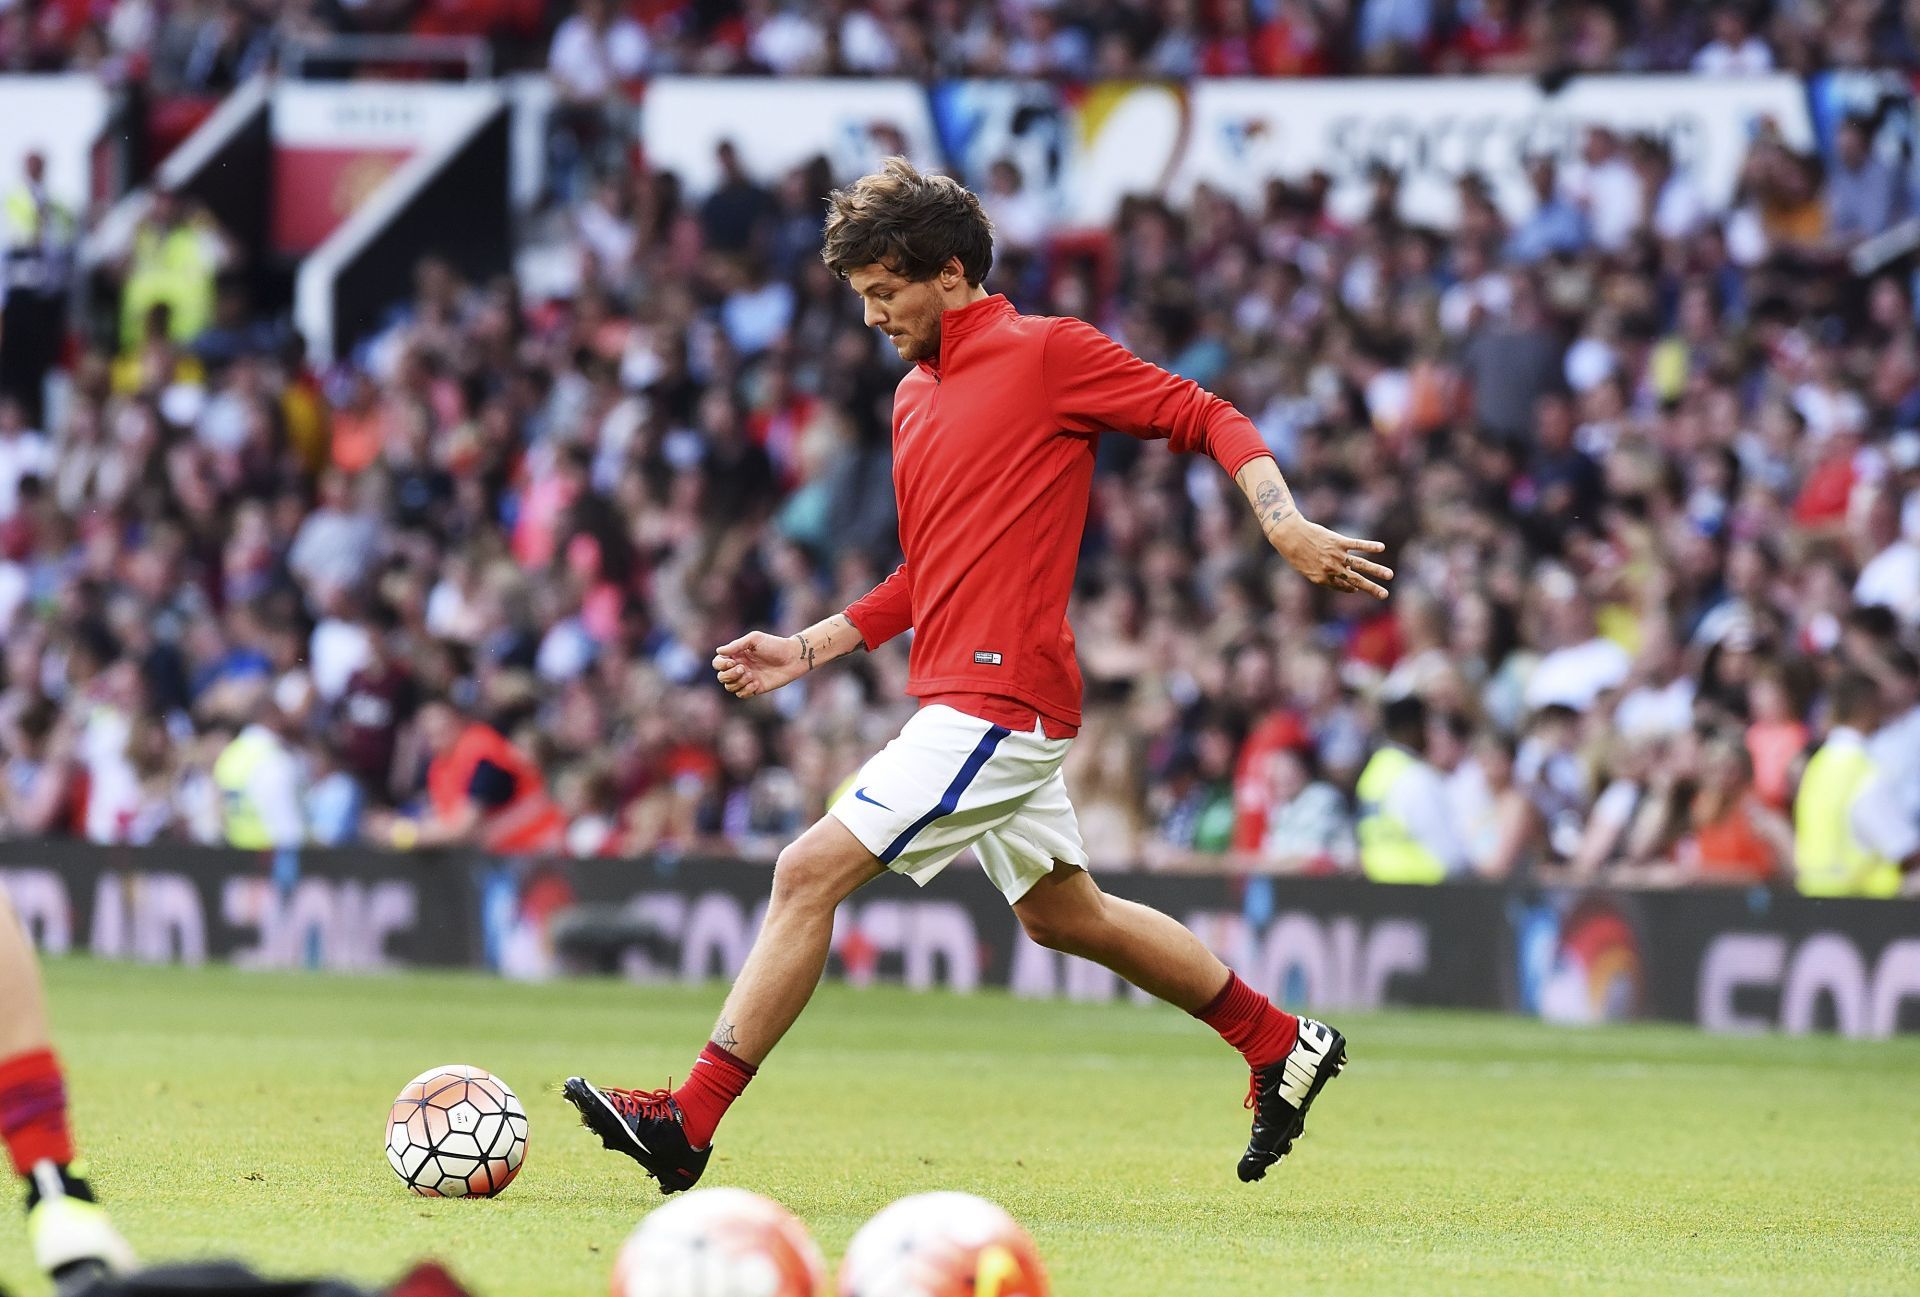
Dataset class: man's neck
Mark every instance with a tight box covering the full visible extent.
[936,283,991,314]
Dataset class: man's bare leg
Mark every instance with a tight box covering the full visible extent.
[0,893,53,1061]
[0,891,132,1279]
[1011,862,1347,1182]
[562,814,882,1187]
[709,816,885,1065]
[1011,863,1228,1010]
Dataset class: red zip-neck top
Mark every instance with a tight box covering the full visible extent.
[844,295,1270,737]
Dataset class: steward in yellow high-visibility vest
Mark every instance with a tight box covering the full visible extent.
[3,181,75,259]
[1,151,74,426]
[1356,695,1462,884]
[213,717,307,851]
[1794,674,1899,897]
[118,189,222,351]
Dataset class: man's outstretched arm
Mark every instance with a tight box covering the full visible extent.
[713,612,864,699]
[1233,455,1394,600]
[1043,318,1393,599]
[715,562,913,699]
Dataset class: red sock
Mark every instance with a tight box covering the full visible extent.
[0,1048,75,1176]
[1192,973,1299,1071]
[671,1042,755,1149]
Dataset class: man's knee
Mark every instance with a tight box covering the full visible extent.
[1015,884,1107,954]
[769,827,876,914]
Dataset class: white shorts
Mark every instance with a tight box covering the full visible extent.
[828,704,1089,905]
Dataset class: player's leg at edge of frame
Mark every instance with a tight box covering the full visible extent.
[0,888,135,1287]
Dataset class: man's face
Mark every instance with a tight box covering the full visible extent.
[848,262,951,364]
[1839,124,1868,169]
[420,702,460,751]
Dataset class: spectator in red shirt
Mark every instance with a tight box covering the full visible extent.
[1675,737,1790,884]
[375,696,564,855]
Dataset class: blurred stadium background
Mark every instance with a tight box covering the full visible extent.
[0,1,1915,1041]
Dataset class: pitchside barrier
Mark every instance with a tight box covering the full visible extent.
[1,841,1915,1039]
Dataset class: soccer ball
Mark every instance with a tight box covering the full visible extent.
[838,1192,1048,1297]
[611,1187,827,1297]
[385,1064,528,1198]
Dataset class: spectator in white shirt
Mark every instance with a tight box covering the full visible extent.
[1613,619,1697,739]
[744,0,827,75]
[1855,650,1920,878]
[1631,135,1707,243]
[83,712,177,846]
[1523,578,1632,713]
[1853,486,1920,628]
[1691,5,1773,75]
[981,158,1048,255]
[1257,745,1355,874]
[288,469,382,602]
[0,396,50,522]
[839,0,902,72]
[549,0,649,102]
[1562,127,1645,253]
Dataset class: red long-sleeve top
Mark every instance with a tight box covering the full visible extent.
[844,295,1270,737]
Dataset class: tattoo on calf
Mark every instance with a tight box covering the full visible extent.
[714,1019,740,1052]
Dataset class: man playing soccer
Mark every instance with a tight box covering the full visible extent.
[565,158,1394,1192]
[0,890,133,1290]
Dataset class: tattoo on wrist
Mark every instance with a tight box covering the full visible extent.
[714,1019,740,1052]
[795,632,817,672]
[1253,481,1296,533]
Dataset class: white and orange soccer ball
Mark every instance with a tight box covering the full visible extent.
[838,1192,1049,1297]
[611,1187,827,1297]
[384,1064,528,1198]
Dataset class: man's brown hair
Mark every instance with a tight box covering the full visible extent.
[820,156,994,286]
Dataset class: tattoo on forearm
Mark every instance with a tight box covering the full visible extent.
[714,1018,740,1052]
[795,632,817,672]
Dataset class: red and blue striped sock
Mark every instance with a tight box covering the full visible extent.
[0,1048,74,1177]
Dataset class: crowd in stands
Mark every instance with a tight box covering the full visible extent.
[0,10,1917,894]
[8,2,1920,86]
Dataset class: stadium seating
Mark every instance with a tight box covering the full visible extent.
[0,2,1913,897]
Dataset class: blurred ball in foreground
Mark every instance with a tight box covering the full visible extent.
[612,1186,828,1297]
[838,1191,1048,1297]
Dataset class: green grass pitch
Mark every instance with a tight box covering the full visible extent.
[2,959,1916,1295]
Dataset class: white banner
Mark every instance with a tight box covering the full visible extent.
[0,75,110,212]
[273,81,497,150]
[639,77,940,197]
[1174,74,1814,228]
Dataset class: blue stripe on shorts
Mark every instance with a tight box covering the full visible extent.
[877,723,1012,864]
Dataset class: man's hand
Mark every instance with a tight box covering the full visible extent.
[1234,455,1393,600]
[715,613,863,698]
[713,631,811,698]
[1269,515,1395,600]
